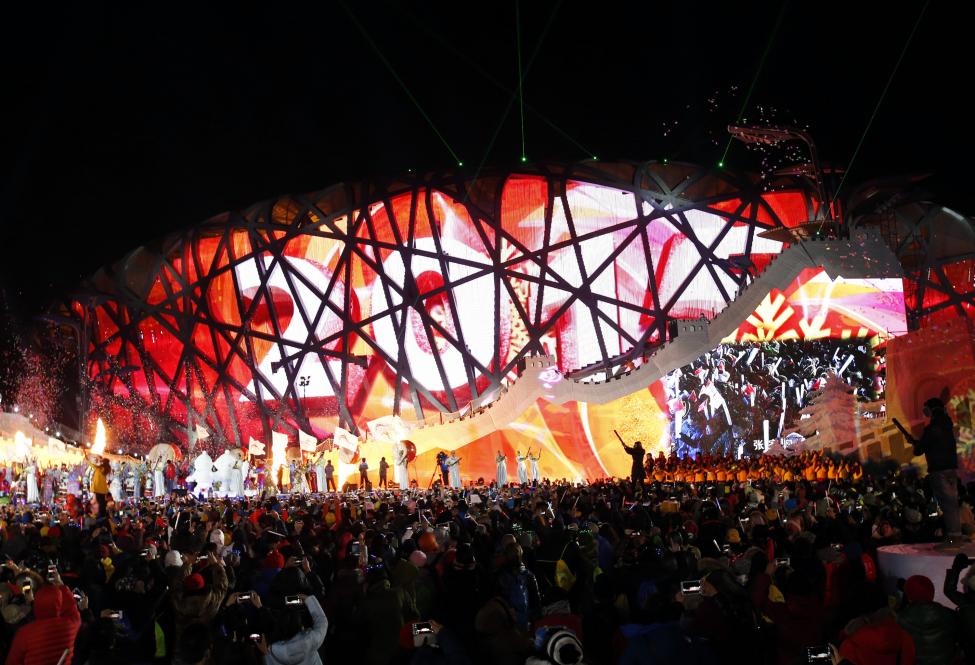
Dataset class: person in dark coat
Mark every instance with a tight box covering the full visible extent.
[620,440,646,484]
[896,398,961,542]
[896,575,959,665]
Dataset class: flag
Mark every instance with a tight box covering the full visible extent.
[366,415,412,442]
[247,437,266,456]
[47,437,66,452]
[298,430,317,453]
[334,426,359,452]
[195,424,210,440]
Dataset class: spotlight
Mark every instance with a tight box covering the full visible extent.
[13,405,19,413]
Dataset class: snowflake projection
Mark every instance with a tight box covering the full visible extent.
[59,162,830,449]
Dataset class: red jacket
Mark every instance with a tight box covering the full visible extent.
[840,614,916,665]
[6,585,81,665]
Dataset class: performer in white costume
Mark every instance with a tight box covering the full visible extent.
[153,460,166,497]
[447,452,461,489]
[109,462,122,501]
[189,451,214,495]
[528,448,541,482]
[131,462,145,499]
[212,451,234,497]
[314,453,326,493]
[229,456,244,497]
[393,441,409,489]
[26,460,40,504]
[495,451,508,486]
[516,450,529,484]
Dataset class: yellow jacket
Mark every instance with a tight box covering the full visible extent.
[89,461,109,494]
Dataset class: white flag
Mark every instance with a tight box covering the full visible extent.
[247,437,266,456]
[367,415,412,441]
[195,424,210,440]
[333,426,359,452]
[298,430,317,453]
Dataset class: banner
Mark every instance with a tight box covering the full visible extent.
[334,426,359,452]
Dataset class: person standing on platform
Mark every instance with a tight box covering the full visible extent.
[496,450,508,487]
[379,456,389,489]
[87,456,110,518]
[516,450,529,485]
[324,459,336,492]
[527,448,541,482]
[447,452,462,489]
[895,397,962,544]
[109,461,122,502]
[393,441,409,489]
[314,453,326,493]
[153,459,166,497]
[620,439,647,485]
[436,451,450,487]
[164,459,177,494]
[359,457,369,489]
[25,458,39,504]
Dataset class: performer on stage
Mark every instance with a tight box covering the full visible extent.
[516,450,529,485]
[447,452,461,489]
[495,450,508,486]
[324,459,336,492]
[358,457,369,489]
[164,459,177,494]
[527,448,541,482]
[26,458,39,504]
[41,465,57,505]
[436,451,449,487]
[620,439,647,484]
[314,454,326,493]
[379,457,389,489]
[88,456,110,517]
[393,441,409,489]
[109,461,122,502]
[152,459,166,497]
[229,456,245,496]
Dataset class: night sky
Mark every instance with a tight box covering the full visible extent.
[1,1,970,320]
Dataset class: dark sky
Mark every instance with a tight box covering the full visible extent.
[1,1,970,319]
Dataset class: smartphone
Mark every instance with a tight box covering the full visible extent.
[294,557,304,565]
[237,593,252,602]
[348,542,361,556]
[412,621,433,635]
[806,645,832,663]
[108,611,122,620]
[284,595,301,606]
[776,557,791,567]
[681,580,702,594]
[140,549,149,558]
[248,633,261,642]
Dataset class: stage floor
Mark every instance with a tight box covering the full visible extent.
[876,541,975,605]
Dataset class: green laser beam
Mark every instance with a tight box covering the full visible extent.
[516,0,527,160]
[831,0,930,206]
[464,0,564,201]
[339,2,462,165]
[719,0,789,166]
[392,3,595,159]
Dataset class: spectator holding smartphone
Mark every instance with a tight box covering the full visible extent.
[260,594,328,665]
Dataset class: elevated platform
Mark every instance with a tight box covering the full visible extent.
[405,230,904,454]
[877,541,975,605]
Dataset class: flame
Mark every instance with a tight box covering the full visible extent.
[91,418,107,455]
[14,431,31,458]
[271,434,288,482]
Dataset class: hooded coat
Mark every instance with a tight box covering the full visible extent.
[5,585,82,665]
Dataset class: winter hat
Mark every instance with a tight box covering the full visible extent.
[263,550,285,569]
[408,550,428,568]
[541,628,584,665]
[164,550,183,568]
[182,573,206,594]
[903,575,935,604]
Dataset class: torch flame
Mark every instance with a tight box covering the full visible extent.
[91,418,107,455]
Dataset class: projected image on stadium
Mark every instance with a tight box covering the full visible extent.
[72,162,907,483]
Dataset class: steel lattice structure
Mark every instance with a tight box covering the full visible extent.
[67,161,832,448]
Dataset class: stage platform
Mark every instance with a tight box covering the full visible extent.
[876,541,975,605]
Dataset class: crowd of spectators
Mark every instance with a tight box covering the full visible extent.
[1,450,974,665]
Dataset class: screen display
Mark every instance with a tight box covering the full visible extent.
[79,171,905,482]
